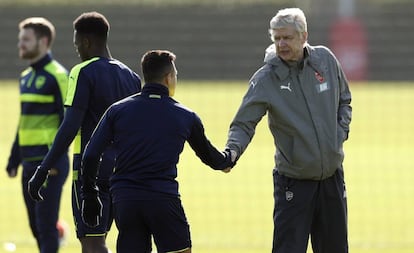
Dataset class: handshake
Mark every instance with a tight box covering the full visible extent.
[221,148,238,173]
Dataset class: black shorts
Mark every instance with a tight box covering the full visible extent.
[113,198,191,253]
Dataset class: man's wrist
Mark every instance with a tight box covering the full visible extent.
[225,148,238,163]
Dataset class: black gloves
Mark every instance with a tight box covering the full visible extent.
[81,184,103,228]
[27,166,49,201]
[6,166,18,178]
[6,140,21,177]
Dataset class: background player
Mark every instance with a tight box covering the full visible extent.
[5,17,69,253]
[80,50,235,253]
[28,12,141,253]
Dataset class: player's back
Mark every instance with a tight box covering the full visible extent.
[107,84,198,200]
[66,57,141,179]
[66,57,141,142]
[85,58,140,128]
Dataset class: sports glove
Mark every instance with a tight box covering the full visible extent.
[28,166,49,201]
[6,167,18,178]
[6,142,21,178]
[81,185,103,228]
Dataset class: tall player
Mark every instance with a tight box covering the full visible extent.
[28,12,141,253]
[6,17,69,253]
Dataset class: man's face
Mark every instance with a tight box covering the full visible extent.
[271,25,307,62]
[18,28,41,60]
[168,62,178,97]
[73,30,88,61]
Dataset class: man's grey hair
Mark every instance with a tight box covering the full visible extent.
[269,8,307,40]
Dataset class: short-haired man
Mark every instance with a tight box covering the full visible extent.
[225,8,352,253]
[80,50,235,253]
[28,12,142,253]
[6,17,69,253]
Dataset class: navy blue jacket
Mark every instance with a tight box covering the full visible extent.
[40,57,141,181]
[82,83,231,202]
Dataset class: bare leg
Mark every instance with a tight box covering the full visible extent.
[79,236,109,253]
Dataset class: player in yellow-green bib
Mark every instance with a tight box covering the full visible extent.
[6,17,69,253]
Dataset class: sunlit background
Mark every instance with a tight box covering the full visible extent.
[0,0,413,252]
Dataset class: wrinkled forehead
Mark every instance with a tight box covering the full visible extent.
[269,25,298,37]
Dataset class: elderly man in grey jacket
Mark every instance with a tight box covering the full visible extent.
[225,7,352,253]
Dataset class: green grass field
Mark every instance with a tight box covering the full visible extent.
[0,80,413,253]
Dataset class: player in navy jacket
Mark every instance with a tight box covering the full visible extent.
[80,50,235,253]
[28,12,141,253]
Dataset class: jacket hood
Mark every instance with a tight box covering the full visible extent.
[263,44,290,80]
[263,43,328,80]
[264,44,277,64]
[263,43,315,65]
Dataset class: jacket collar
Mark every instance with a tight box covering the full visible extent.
[141,83,170,97]
[264,44,327,80]
[30,53,52,70]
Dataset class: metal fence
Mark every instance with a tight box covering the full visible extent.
[0,2,413,81]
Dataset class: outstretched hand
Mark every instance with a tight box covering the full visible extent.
[27,167,49,201]
[222,149,238,173]
[222,167,232,173]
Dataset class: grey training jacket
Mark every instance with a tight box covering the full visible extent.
[226,43,352,180]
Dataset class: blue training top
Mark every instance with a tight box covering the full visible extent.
[82,83,232,202]
[40,57,141,181]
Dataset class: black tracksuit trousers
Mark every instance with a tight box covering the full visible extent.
[272,169,348,253]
